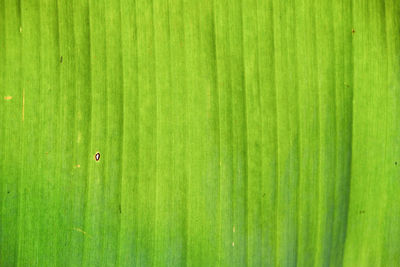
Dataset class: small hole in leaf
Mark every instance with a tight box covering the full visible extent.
[95,152,100,161]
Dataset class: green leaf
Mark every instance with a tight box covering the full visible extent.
[1,0,399,266]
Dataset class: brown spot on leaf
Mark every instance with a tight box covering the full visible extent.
[73,228,91,238]
[22,89,25,121]
[4,96,12,100]
[77,132,82,143]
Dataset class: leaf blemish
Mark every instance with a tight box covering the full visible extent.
[22,89,25,121]
[95,152,100,161]
[73,227,89,236]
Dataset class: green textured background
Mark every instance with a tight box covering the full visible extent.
[1,0,400,266]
